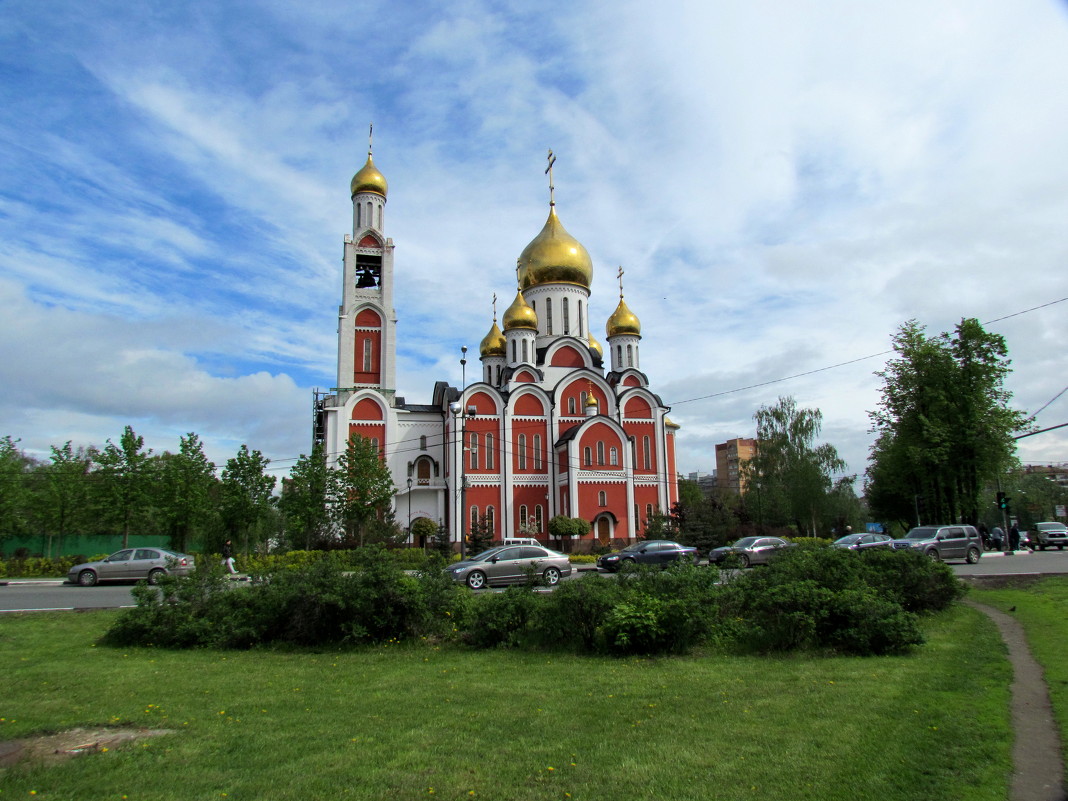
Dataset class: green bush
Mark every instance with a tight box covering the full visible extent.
[459,587,539,649]
[530,574,622,651]
[856,547,965,613]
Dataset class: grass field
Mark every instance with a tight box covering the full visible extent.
[970,575,1068,765]
[1,605,1011,801]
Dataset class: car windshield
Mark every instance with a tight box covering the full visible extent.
[469,548,506,562]
[732,537,759,548]
[619,543,644,553]
[834,535,862,545]
[1037,523,1066,532]
[902,528,938,540]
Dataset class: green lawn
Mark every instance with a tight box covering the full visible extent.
[970,575,1068,765]
[1,605,1010,801]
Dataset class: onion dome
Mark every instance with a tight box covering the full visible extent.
[665,417,680,430]
[517,207,593,290]
[585,392,598,408]
[606,297,641,338]
[587,330,603,358]
[350,154,388,198]
[502,290,538,331]
[479,321,506,358]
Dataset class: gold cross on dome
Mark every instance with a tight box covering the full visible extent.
[492,292,497,322]
[368,122,374,157]
[617,266,625,298]
[545,149,557,206]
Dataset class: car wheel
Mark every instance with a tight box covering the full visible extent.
[543,567,561,586]
[77,570,98,587]
[739,554,750,568]
[926,549,940,562]
[966,548,980,564]
[466,570,487,590]
[147,568,165,585]
[621,557,636,568]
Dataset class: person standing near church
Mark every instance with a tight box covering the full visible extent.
[222,539,237,574]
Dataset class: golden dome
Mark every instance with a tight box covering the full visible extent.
[587,330,603,358]
[585,392,598,407]
[502,290,538,331]
[665,417,680,429]
[479,321,506,358]
[606,297,641,338]
[517,207,593,290]
[350,154,388,197]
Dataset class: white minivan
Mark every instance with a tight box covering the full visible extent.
[502,538,541,547]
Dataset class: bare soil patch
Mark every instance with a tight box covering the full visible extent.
[0,727,174,767]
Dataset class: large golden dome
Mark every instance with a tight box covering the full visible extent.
[479,321,506,358]
[606,297,641,338]
[517,207,593,290]
[587,330,603,358]
[350,154,388,197]
[502,290,538,331]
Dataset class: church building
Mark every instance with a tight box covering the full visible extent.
[317,142,679,550]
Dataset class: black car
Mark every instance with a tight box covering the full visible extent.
[831,532,894,551]
[596,540,699,571]
[707,536,794,567]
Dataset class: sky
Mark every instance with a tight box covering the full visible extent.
[1,0,1067,484]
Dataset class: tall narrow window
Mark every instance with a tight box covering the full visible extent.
[568,397,576,415]
[583,446,592,467]
[518,434,527,470]
[598,491,607,507]
[597,442,605,465]
[610,446,618,466]
[366,202,372,225]
[511,340,517,362]
[546,299,553,335]
[469,432,478,470]
[581,390,587,408]
[643,436,651,469]
[470,506,479,530]
[535,505,543,533]
[522,339,528,363]
[486,506,495,535]
[533,435,543,469]
[377,204,382,229]
[646,503,654,521]
[563,297,570,334]
[370,437,380,455]
[635,504,640,530]
[616,345,623,364]
[355,204,361,227]
[363,339,372,371]
[486,433,495,470]
[627,345,634,367]
[520,505,528,528]
[578,300,584,336]
[420,435,427,451]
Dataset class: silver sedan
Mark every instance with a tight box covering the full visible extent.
[67,548,196,586]
[447,545,572,589]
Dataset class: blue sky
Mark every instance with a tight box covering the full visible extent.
[2,0,1067,481]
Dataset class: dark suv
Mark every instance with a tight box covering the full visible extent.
[892,525,983,563]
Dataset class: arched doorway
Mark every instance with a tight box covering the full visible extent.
[596,516,612,546]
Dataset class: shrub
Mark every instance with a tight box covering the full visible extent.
[530,574,622,651]
[459,587,539,649]
[856,548,965,613]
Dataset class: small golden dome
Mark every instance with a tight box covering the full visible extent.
[606,297,641,338]
[350,154,388,197]
[587,330,603,358]
[479,321,506,358]
[502,290,538,331]
[665,417,680,429]
[585,392,598,407]
[517,207,593,290]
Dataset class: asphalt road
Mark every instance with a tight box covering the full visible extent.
[3,549,1068,612]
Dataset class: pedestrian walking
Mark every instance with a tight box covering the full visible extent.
[991,525,1005,551]
[222,539,237,574]
[979,522,990,551]
[1009,524,1021,552]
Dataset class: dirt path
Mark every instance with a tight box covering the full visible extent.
[965,600,1065,801]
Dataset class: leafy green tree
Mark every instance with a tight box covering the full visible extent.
[279,442,330,550]
[328,434,394,547]
[867,319,1028,528]
[744,396,846,537]
[673,483,744,552]
[93,426,153,548]
[156,433,217,553]
[547,515,590,548]
[220,444,277,555]
[0,436,35,546]
[468,512,495,555]
[37,442,92,556]
[410,516,438,549]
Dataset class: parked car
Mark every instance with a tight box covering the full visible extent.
[447,545,571,589]
[595,540,699,571]
[891,525,983,563]
[831,532,894,551]
[1029,522,1068,550]
[67,548,196,586]
[707,536,793,568]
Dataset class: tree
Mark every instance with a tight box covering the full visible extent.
[0,436,35,547]
[220,444,277,555]
[744,396,846,537]
[94,426,153,548]
[37,442,92,556]
[279,442,330,550]
[410,516,438,549]
[156,433,217,553]
[327,434,395,547]
[468,513,495,555]
[672,482,743,553]
[547,515,590,548]
[867,319,1028,528]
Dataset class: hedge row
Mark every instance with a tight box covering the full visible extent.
[103,545,964,657]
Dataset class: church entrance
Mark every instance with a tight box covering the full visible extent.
[596,516,611,546]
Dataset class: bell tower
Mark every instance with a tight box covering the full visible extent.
[337,125,397,394]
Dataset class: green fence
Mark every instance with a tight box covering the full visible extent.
[0,534,170,559]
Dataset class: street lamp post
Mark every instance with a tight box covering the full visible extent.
[407,476,413,546]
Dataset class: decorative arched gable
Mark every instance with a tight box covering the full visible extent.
[549,344,587,368]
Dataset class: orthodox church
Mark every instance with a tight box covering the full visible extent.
[317,141,679,550]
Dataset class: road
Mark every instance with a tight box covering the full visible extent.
[3,549,1067,612]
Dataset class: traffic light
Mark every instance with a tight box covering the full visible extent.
[996,492,1010,511]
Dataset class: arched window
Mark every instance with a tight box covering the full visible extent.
[533,435,543,469]
[518,434,527,470]
[598,491,607,507]
[568,397,576,415]
[610,446,618,466]
[580,390,587,408]
[370,437,380,455]
[563,297,570,334]
[583,446,592,466]
[627,344,634,367]
[520,505,529,527]
[511,340,517,362]
[486,506,495,535]
[546,299,553,335]
[377,204,382,229]
[597,442,605,465]
[363,339,373,371]
[635,504,640,530]
[486,433,495,470]
[420,435,427,451]
[646,503,654,521]
[522,339,528,363]
[469,432,478,470]
[355,204,361,227]
[366,201,372,225]
[495,366,501,384]
[535,505,543,533]
[470,506,479,530]
[578,300,584,336]
[616,345,622,364]
[643,436,651,469]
